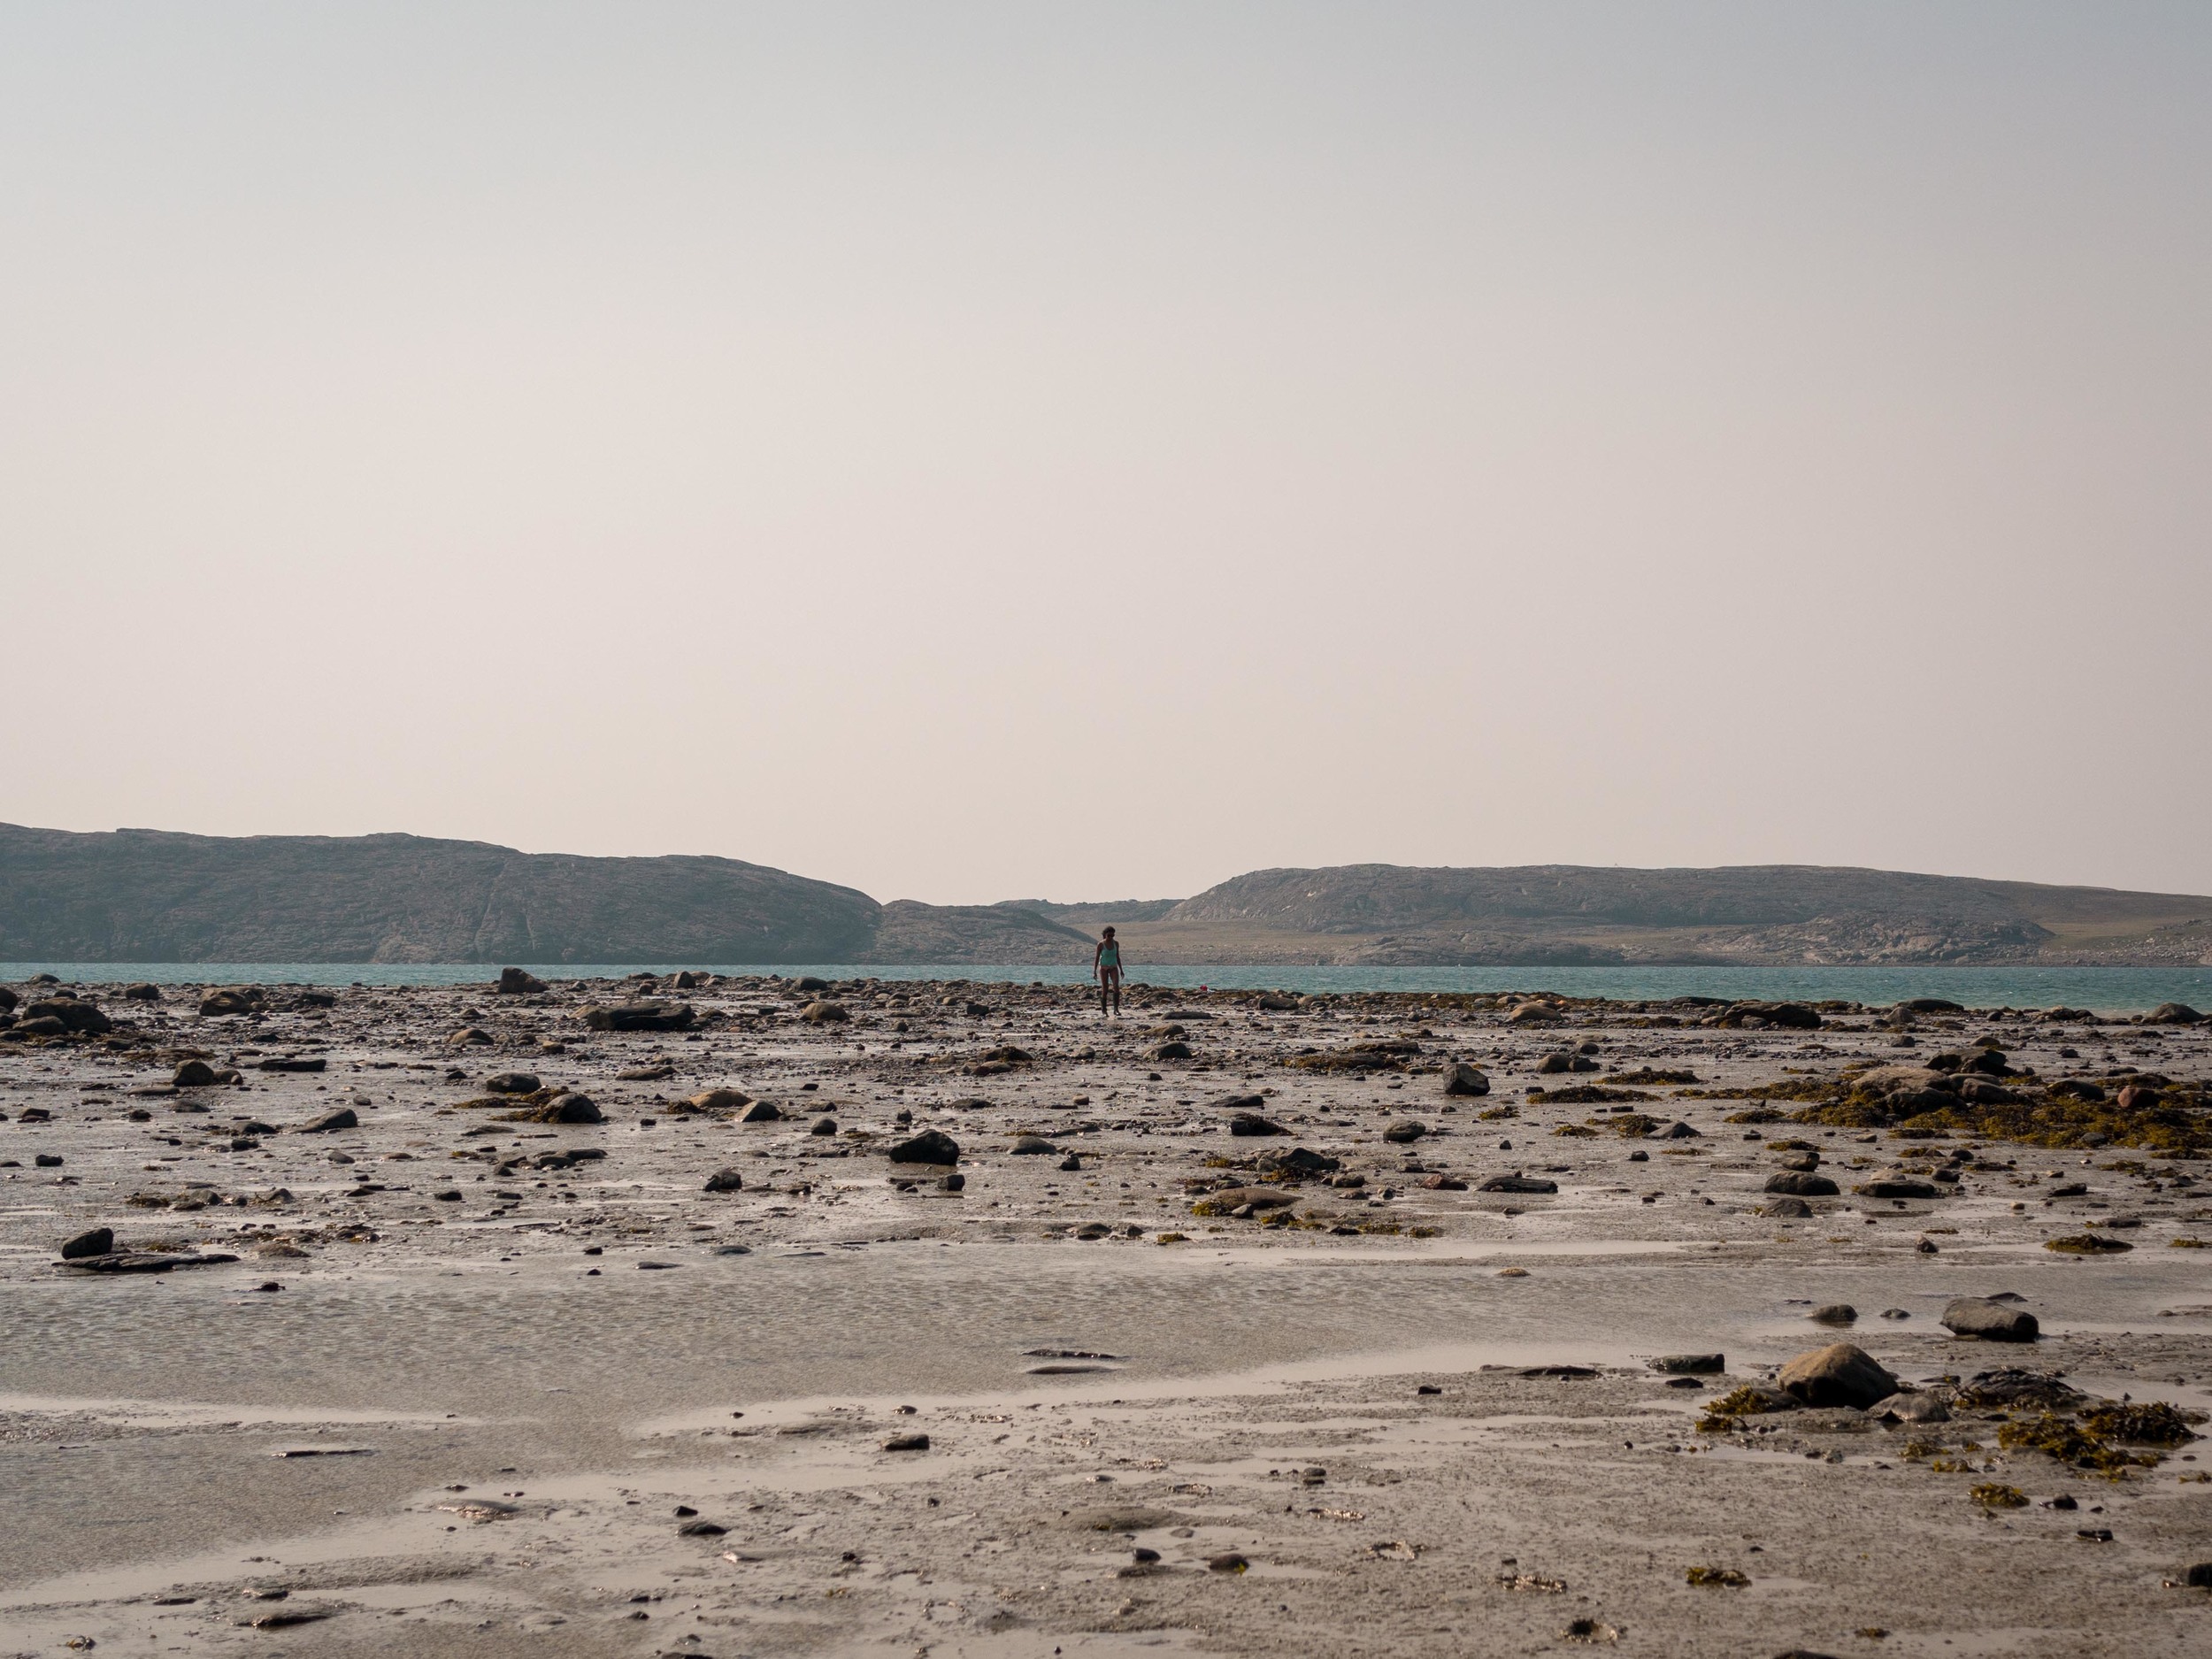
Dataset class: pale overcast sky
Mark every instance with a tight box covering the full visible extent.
[4,4,2208,902]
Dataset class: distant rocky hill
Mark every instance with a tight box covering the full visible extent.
[1099,863,2212,967]
[4,828,2204,966]
[0,825,1090,965]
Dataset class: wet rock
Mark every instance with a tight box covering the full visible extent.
[703,1170,745,1193]
[27,997,111,1034]
[199,988,260,1017]
[1941,1297,2039,1342]
[800,1001,849,1024]
[2147,1002,2203,1025]
[1382,1120,1428,1144]
[60,1226,114,1259]
[1260,1146,1341,1176]
[1660,1120,1701,1139]
[1228,1112,1289,1136]
[255,1056,326,1073]
[809,1116,838,1136]
[1763,1197,1815,1218]
[1649,1354,1725,1374]
[888,1129,961,1165]
[685,1087,753,1111]
[1536,1053,1574,1075]
[1809,1304,1857,1325]
[525,1093,603,1125]
[1150,1041,1193,1061]
[122,982,162,1001]
[297,1108,359,1133]
[173,1059,219,1087]
[581,1002,694,1033]
[941,1172,966,1193]
[740,1101,783,1123]
[59,1250,241,1273]
[1442,1062,1490,1096]
[496,967,548,994]
[1479,1174,1558,1194]
[1010,1134,1056,1155]
[1207,1553,1250,1572]
[677,1519,726,1535]
[1870,1393,1950,1424]
[882,1432,930,1451]
[1778,1342,1898,1409]
[620,1062,677,1081]
[1763,1171,1839,1197]
[1059,1153,1085,1171]
[447,1026,494,1047]
[1856,1179,1940,1200]
[484,1072,541,1094]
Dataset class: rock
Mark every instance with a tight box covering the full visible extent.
[1207,1553,1250,1572]
[1509,1002,1562,1024]
[13,1015,65,1037]
[808,1116,838,1137]
[1150,1041,1193,1061]
[2147,1002,2203,1025]
[60,1226,115,1259]
[620,1063,677,1081]
[1206,1187,1295,1211]
[2185,1562,2212,1589]
[27,997,111,1035]
[122,982,162,1001]
[1259,1146,1340,1176]
[1479,1174,1558,1194]
[1382,1120,1428,1144]
[793,975,829,992]
[35,1152,63,1166]
[888,1129,961,1165]
[941,1172,966,1193]
[685,1087,753,1111]
[1227,1111,1288,1137]
[1869,1393,1950,1424]
[297,1108,359,1133]
[1660,1121,1701,1139]
[496,967,548,994]
[1763,1196,1815,1218]
[255,1056,326,1073]
[703,1170,745,1193]
[173,1059,219,1088]
[739,1101,783,1123]
[669,971,706,990]
[1763,1171,1839,1197]
[1856,1179,1940,1200]
[58,1250,241,1274]
[446,1026,494,1047]
[1941,1297,2039,1342]
[484,1072,541,1094]
[534,1093,603,1125]
[198,988,260,1017]
[1778,1342,1898,1409]
[580,1002,694,1033]
[1649,1354,1725,1374]
[800,1001,849,1024]
[1419,1173,1468,1190]
[677,1519,726,1535]
[1535,1053,1573,1075]
[1441,1063,1490,1096]
[0,987,15,1013]
[1809,1304,1857,1325]
[1010,1134,1056,1156]
[881,1432,930,1452]
[1058,1153,1084,1171]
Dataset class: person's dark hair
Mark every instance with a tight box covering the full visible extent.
[1102,926,1116,937]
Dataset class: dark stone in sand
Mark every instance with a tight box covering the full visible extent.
[256,1056,326,1072]
[540,1093,603,1124]
[1660,1121,1701,1139]
[810,1116,838,1137]
[677,1519,726,1535]
[1522,1364,1599,1379]
[1260,1146,1340,1175]
[1059,1154,1084,1171]
[1535,1053,1573,1075]
[2185,1562,2212,1588]
[1858,1179,1940,1200]
[582,1002,694,1033]
[1150,1041,1193,1061]
[1941,1297,2039,1341]
[497,967,548,994]
[1209,1094,1267,1111]
[2147,1002,2202,1025]
[1649,1354,1725,1374]
[0,987,17,1013]
[13,1015,67,1037]
[1809,1303,1857,1325]
[888,1129,961,1165]
[298,1108,359,1133]
[1778,1342,1897,1409]
[484,1072,541,1094]
[1229,1112,1288,1136]
[740,1101,783,1123]
[1479,1175,1557,1194]
[1764,1171,1839,1196]
[61,1226,114,1259]
[35,1152,63,1166]
[1381,1120,1428,1144]
[1442,1063,1490,1096]
[1764,1197,1815,1217]
[199,988,258,1017]
[800,1001,849,1024]
[122,982,162,1001]
[882,1432,930,1452]
[1419,1174,1468,1190]
[28,997,111,1035]
[1208,1553,1250,1572]
[447,1026,493,1047]
[941,1172,965,1192]
[703,1169,745,1193]
[1011,1134,1056,1155]
[60,1250,240,1273]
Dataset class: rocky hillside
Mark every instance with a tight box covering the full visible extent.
[1109,863,2212,966]
[0,825,1087,965]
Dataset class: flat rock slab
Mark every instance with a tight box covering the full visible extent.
[57,1251,241,1273]
[1941,1297,2040,1341]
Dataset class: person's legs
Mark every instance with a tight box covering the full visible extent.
[1105,968,1122,1016]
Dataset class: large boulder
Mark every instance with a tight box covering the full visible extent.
[1763,1171,1839,1197]
[496,967,548,994]
[1941,1297,2039,1342]
[1228,1112,1289,1137]
[800,1001,849,1024]
[1856,1179,1940,1200]
[122,982,163,1002]
[739,1101,783,1123]
[703,1169,745,1193]
[484,1071,541,1094]
[887,1129,961,1166]
[581,1002,695,1033]
[2147,1002,2203,1025]
[0,987,15,1013]
[173,1059,219,1088]
[1441,1062,1490,1097]
[27,997,111,1035]
[198,987,261,1017]
[60,1226,115,1260]
[1778,1342,1898,1409]
[685,1087,753,1112]
[297,1107,360,1133]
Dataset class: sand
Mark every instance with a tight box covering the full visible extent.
[2,975,2209,1656]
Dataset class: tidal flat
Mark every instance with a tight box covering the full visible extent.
[3,974,2210,1657]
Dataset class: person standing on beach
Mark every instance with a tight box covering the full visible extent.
[1094,926,1124,1017]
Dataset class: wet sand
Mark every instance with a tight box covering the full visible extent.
[3,975,2209,1656]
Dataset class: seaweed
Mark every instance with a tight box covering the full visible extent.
[1970,1483,2029,1509]
[1996,1413,2162,1475]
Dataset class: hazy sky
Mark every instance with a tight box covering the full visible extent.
[4,4,2208,903]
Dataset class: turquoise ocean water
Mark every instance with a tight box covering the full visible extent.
[4,962,2207,1015]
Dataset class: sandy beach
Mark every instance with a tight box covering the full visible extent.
[4,973,2210,1657]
